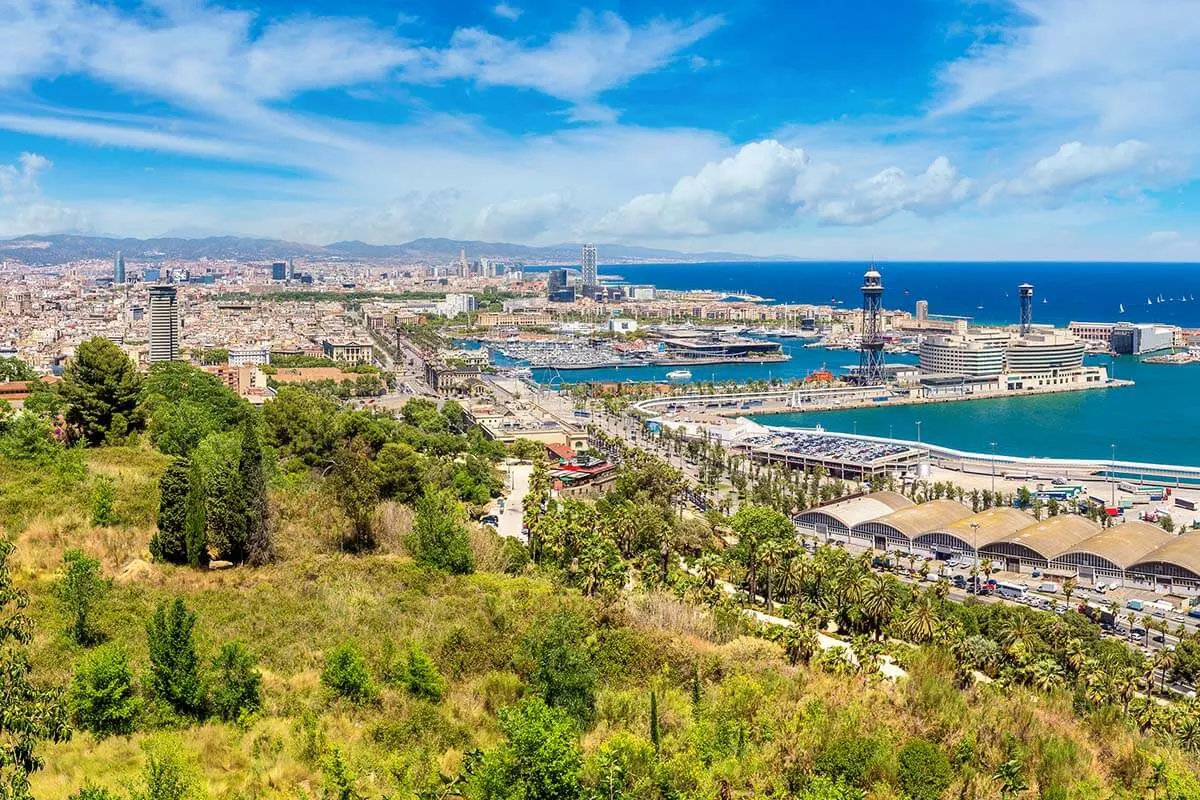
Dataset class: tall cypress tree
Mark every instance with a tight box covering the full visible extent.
[151,458,191,564]
[184,468,208,569]
[239,420,273,566]
[649,690,660,752]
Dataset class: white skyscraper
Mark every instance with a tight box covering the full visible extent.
[581,243,598,288]
[147,285,180,363]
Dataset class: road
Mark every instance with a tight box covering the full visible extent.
[497,461,533,541]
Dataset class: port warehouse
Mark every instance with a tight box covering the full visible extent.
[795,494,1200,592]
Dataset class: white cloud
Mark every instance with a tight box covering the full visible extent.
[817,157,973,226]
[981,140,1152,204]
[493,3,522,21]
[1147,230,1180,243]
[474,193,578,240]
[935,0,1200,141]
[597,140,831,237]
[416,12,723,105]
[0,152,90,236]
[598,141,971,236]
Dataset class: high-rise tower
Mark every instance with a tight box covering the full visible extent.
[113,251,126,284]
[581,243,598,290]
[1018,283,1034,335]
[148,285,180,363]
[858,267,886,384]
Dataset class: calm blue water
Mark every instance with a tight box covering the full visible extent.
[597,261,1200,327]
[517,261,1200,466]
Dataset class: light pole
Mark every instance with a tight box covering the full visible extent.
[990,441,997,494]
[969,521,980,589]
[916,420,922,444]
[1110,442,1116,508]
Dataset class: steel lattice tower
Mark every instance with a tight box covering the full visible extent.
[858,267,885,385]
[1018,283,1034,335]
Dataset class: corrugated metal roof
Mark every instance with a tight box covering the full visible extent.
[866,499,974,537]
[1056,522,1174,569]
[798,491,914,529]
[987,514,1101,560]
[930,507,1038,548]
[1129,531,1200,578]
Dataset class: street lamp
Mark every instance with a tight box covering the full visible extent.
[969,521,980,589]
[1111,442,1117,507]
[990,441,998,494]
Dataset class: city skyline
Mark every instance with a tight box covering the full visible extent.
[0,0,1198,260]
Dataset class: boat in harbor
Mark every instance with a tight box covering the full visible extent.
[666,369,692,381]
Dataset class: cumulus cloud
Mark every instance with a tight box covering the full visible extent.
[981,140,1152,204]
[597,140,835,237]
[816,157,973,226]
[597,141,971,236]
[0,152,90,236]
[474,192,578,240]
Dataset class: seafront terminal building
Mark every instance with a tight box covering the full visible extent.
[795,496,1200,592]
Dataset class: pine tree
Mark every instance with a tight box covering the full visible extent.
[1,540,71,798]
[151,458,191,564]
[239,420,274,566]
[145,598,206,717]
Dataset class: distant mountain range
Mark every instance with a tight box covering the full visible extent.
[0,234,768,266]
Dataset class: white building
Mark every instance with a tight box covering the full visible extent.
[626,285,656,301]
[607,318,638,334]
[918,330,1008,378]
[227,346,270,367]
[437,293,478,317]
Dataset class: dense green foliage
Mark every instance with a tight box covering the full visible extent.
[321,642,377,705]
[69,645,140,738]
[151,459,190,564]
[145,600,205,718]
[56,549,108,645]
[409,489,473,574]
[209,642,262,724]
[59,338,142,445]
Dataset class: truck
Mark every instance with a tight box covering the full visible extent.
[1126,599,1145,612]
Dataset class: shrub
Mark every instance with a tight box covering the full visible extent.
[321,642,377,704]
[897,738,952,800]
[519,610,598,725]
[210,641,263,723]
[68,786,120,800]
[471,698,582,800]
[383,641,446,703]
[146,599,206,717]
[814,736,884,789]
[69,644,140,737]
[408,489,473,574]
[129,738,202,800]
[90,475,117,527]
[56,548,108,645]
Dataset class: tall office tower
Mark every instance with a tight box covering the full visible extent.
[1018,283,1034,335]
[858,267,886,385]
[581,243,598,289]
[147,285,180,363]
[547,268,575,302]
[271,261,287,281]
[113,251,126,284]
[459,249,469,277]
[287,258,295,280]
[915,299,929,323]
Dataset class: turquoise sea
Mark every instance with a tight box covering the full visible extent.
[518,261,1200,466]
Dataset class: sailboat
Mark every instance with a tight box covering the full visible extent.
[1119,303,1125,314]
[1147,297,1153,306]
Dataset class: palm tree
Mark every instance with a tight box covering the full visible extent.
[1027,657,1065,693]
[1152,647,1174,695]
[781,623,818,666]
[1061,577,1077,606]
[859,573,899,640]
[760,539,785,613]
[695,553,723,590]
[899,594,942,644]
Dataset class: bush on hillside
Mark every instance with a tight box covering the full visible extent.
[210,641,263,724]
[146,599,206,718]
[321,642,377,705]
[897,738,952,800]
[69,644,140,737]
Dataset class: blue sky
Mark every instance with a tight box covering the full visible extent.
[0,0,1197,259]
